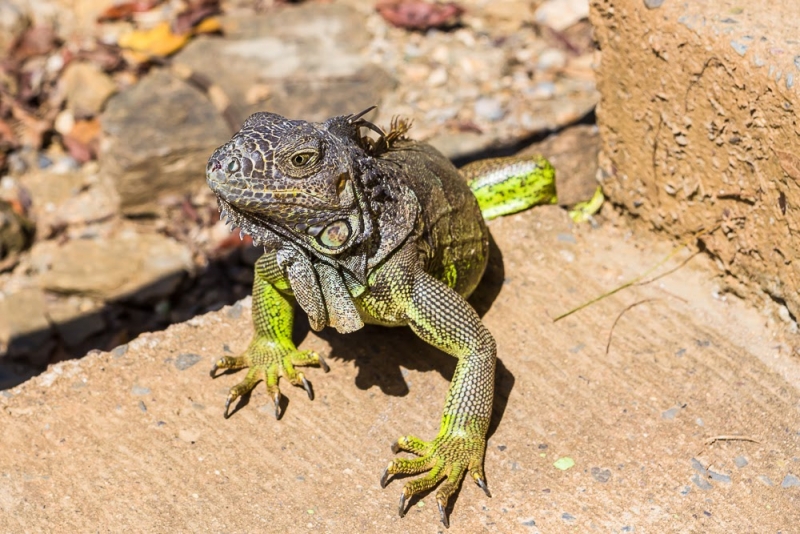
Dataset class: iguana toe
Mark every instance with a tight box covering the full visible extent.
[382,430,487,528]
[211,343,328,418]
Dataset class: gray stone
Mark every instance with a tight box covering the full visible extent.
[691,474,712,490]
[99,69,230,215]
[174,353,201,371]
[474,97,505,122]
[174,4,397,124]
[782,474,800,488]
[131,385,150,396]
[38,231,193,303]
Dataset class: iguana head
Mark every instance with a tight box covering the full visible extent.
[206,110,375,255]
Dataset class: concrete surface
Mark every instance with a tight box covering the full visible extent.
[591,0,800,321]
[1,206,798,532]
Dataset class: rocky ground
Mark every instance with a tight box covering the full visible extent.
[0,0,598,386]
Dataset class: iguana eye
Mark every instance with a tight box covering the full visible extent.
[291,152,316,167]
[227,159,240,173]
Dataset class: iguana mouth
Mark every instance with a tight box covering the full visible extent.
[217,196,356,253]
[217,197,273,247]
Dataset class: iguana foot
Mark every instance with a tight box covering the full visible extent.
[380,430,490,528]
[210,340,329,419]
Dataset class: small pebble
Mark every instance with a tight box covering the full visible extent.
[537,48,566,70]
[734,456,748,468]
[474,97,505,121]
[174,353,202,371]
[662,407,679,420]
[708,470,731,484]
[691,474,712,490]
[781,474,800,488]
[131,385,151,396]
[643,0,664,7]
[757,475,774,487]
[591,467,611,483]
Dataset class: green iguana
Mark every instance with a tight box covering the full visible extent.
[205,107,556,528]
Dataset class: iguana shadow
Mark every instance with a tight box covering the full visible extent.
[302,233,514,441]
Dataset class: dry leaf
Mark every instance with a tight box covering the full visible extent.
[62,118,101,163]
[119,21,193,59]
[376,0,464,30]
[97,0,163,22]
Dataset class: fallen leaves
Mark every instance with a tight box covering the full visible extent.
[376,0,464,31]
[118,0,222,61]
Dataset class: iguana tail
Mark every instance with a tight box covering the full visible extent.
[460,155,558,220]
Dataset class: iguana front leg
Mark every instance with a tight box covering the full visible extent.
[210,252,329,418]
[378,267,495,528]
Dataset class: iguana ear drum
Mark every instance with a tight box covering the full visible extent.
[318,220,350,249]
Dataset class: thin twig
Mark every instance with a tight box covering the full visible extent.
[605,298,660,355]
[554,224,719,322]
[705,435,760,446]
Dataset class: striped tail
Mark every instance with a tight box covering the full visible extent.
[461,155,558,220]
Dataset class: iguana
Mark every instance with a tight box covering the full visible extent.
[205,107,556,528]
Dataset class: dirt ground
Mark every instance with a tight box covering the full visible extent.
[1,206,799,533]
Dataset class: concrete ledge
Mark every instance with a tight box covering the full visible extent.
[591,0,800,321]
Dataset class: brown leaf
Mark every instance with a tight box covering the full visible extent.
[96,0,163,22]
[173,0,222,35]
[10,26,59,63]
[376,0,464,31]
[62,118,101,163]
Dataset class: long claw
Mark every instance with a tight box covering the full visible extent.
[224,396,232,419]
[398,492,407,518]
[301,376,314,400]
[438,501,449,529]
[273,393,281,419]
[317,354,330,373]
[391,441,401,454]
[380,464,391,488]
[209,362,219,378]
[475,476,491,498]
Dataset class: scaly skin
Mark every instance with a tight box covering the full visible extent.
[205,109,556,528]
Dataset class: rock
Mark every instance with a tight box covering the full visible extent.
[174,4,397,124]
[60,62,117,118]
[534,0,589,31]
[0,287,53,364]
[45,296,105,349]
[38,231,194,303]
[592,0,800,320]
[18,166,119,232]
[474,97,505,122]
[0,1,28,57]
[0,199,35,271]
[537,48,567,70]
[99,69,230,215]
[428,132,496,161]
